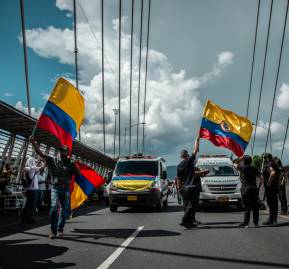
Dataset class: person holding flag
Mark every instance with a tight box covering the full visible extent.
[177,136,209,229]
[198,100,258,227]
[30,139,80,238]
[30,78,84,239]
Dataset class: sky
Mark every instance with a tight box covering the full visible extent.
[1,0,289,165]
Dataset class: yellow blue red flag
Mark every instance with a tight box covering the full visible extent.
[70,163,105,210]
[199,100,253,157]
[37,78,85,151]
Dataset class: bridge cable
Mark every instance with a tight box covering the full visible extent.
[246,0,260,155]
[101,0,106,153]
[136,0,144,153]
[263,0,289,157]
[118,0,122,157]
[142,0,151,155]
[281,118,289,161]
[251,0,274,155]
[129,0,135,155]
[19,0,31,116]
[77,2,115,74]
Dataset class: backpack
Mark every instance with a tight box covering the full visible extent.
[21,171,35,188]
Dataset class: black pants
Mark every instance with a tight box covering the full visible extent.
[266,188,278,222]
[278,185,288,213]
[181,187,199,224]
[22,190,37,222]
[241,186,259,225]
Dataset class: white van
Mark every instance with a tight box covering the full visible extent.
[108,154,169,212]
[196,155,242,209]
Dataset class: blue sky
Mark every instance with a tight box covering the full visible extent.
[1,0,289,165]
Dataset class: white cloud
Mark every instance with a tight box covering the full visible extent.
[15,101,42,119]
[4,92,14,97]
[19,2,235,156]
[255,120,284,142]
[218,51,234,66]
[41,92,50,101]
[200,51,234,85]
[277,83,289,110]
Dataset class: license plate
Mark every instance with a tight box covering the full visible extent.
[217,196,229,202]
[127,195,137,201]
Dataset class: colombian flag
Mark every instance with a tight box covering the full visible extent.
[70,163,105,210]
[199,100,253,157]
[37,78,85,151]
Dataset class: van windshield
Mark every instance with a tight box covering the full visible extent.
[115,161,158,176]
[197,165,238,177]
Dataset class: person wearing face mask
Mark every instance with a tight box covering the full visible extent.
[30,136,81,239]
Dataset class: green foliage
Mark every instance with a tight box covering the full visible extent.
[252,155,263,171]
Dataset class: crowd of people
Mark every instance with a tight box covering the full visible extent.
[176,136,288,229]
[1,134,288,236]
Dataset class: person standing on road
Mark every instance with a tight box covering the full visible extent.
[30,136,81,239]
[262,153,280,225]
[235,155,261,228]
[22,156,45,223]
[36,166,48,212]
[274,157,288,215]
[177,136,209,229]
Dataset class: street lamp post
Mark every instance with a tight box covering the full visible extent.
[113,108,119,158]
[123,122,145,155]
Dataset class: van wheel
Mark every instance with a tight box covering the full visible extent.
[110,205,118,212]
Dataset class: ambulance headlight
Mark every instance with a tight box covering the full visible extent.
[109,182,117,191]
[150,181,160,192]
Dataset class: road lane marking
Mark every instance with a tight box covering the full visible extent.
[96,226,144,269]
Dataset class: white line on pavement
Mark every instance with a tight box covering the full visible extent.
[96,226,144,269]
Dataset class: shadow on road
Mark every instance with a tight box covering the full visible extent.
[0,204,105,238]
[0,239,75,269]
[23,231,289,268]
[71,228,181,239]
[118,205,184,214]
[196,221,289,229]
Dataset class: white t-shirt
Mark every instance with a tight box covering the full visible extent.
[25,157,42,190]
[38,169,47,191]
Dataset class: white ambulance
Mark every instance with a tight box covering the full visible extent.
[196,155,242,209]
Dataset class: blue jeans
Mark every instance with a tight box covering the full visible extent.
[50,187,70,234]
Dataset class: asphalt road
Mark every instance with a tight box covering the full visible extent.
[1,197,289,269]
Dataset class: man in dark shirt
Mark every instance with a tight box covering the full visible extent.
[263,153,279,225]
[177,136,209,229]
[235,155,261,228]
[30,136,80,238]
[274,157,288,215]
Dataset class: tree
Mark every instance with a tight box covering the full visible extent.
[252,155,263,172]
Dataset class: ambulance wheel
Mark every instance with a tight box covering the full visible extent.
[110,205,118,212]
